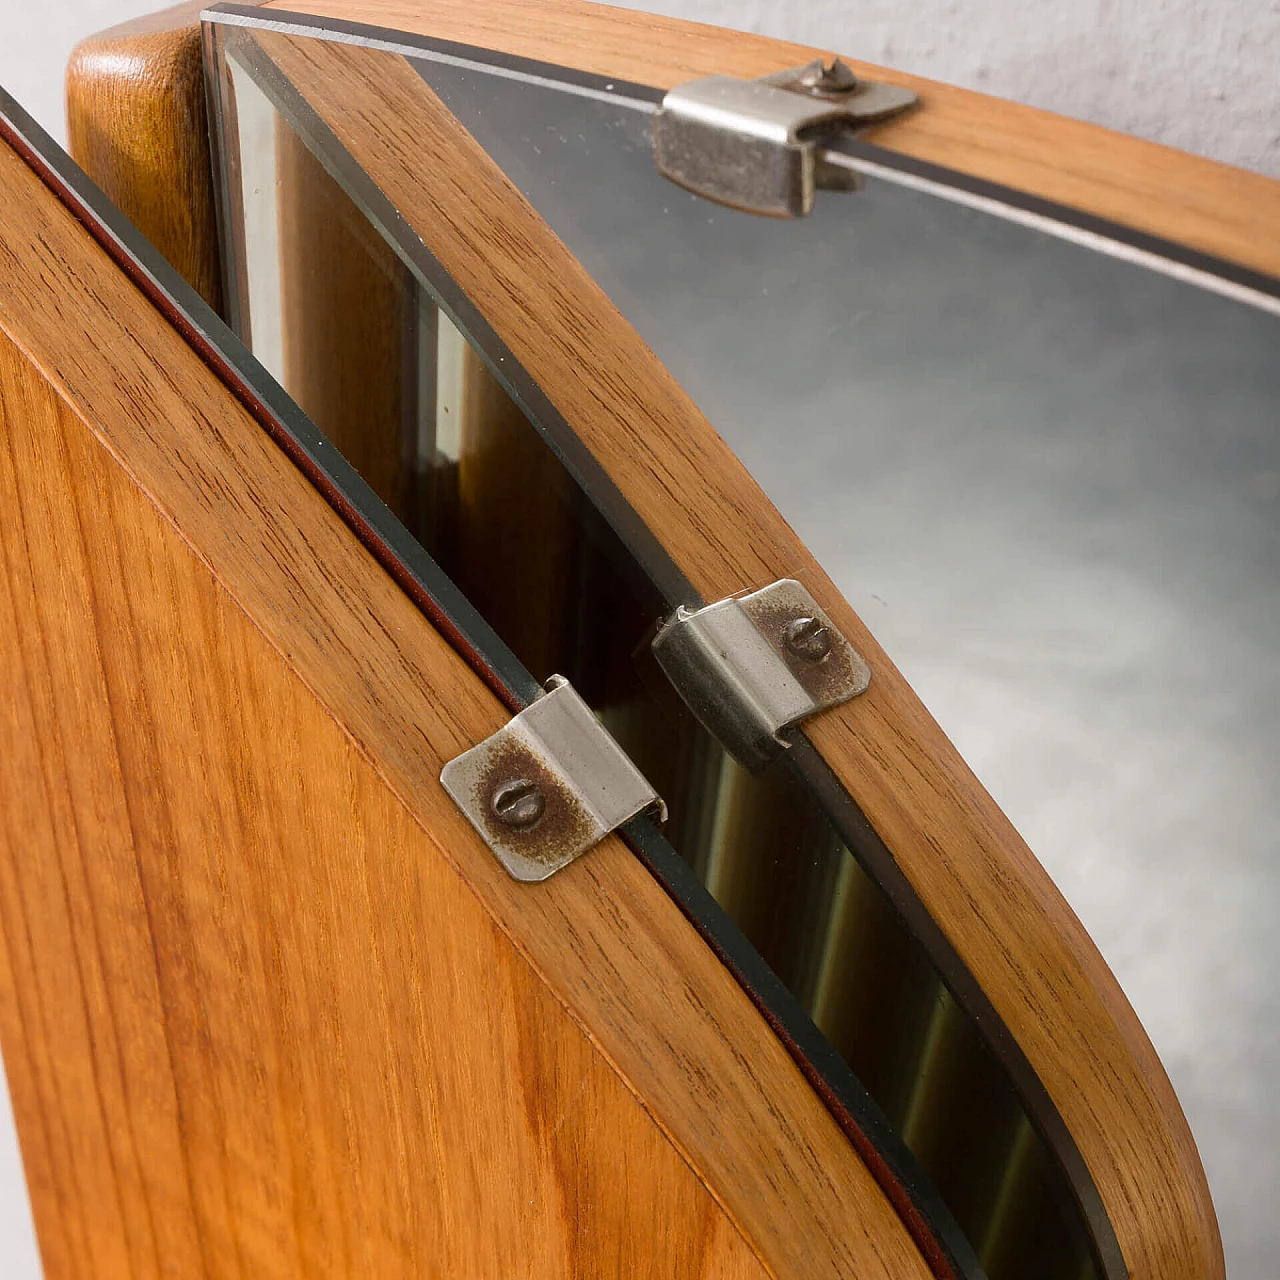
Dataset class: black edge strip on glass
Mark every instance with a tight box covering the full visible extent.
[209,3,1278,310]
[205,2,665,109]
[198,11,1141,1279]
[828,135,1280,303]
[0,84,540,712]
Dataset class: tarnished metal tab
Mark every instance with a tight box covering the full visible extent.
[652,580,871,771]
[440,676,666,882]
[654,60,918,217]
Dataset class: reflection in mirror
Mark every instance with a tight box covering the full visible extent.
[199,19,1197,1279]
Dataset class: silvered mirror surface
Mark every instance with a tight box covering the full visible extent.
[204,10,1279,1279]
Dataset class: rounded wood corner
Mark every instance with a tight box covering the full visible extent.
[65,0,224,312]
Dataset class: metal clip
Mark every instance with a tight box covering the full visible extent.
[654,58,918,217]
[652,580,871,771]
[441,676,666,882]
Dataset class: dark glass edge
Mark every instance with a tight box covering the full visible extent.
[203,18,253,358]
[200,19,1130,1279]
[208,2,1279,307]
[827,135,1280,302]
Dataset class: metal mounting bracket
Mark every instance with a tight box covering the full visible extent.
[440,676,666,882]
[652,579,871,772]
[653,58,918,218]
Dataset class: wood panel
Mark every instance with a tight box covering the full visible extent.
[263,0,1280,281]
[0,134,933,1280]
[66,1,223,311]
[246,31,1222,1280]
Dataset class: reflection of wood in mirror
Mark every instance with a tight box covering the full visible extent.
[449,328,576,682]
[277,121,415,515]
[276,119,574,679]
[658,740,1092,1277]
[250,30,1221,1280]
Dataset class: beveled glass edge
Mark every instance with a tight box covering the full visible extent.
[196,15,1136,1278]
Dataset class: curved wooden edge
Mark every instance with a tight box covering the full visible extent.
[66,0,224,312]
[261,0,1280,281]
[0,133,936,1280]
[244,31,1224,1280]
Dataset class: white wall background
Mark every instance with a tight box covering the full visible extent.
[0,3,1275,1279]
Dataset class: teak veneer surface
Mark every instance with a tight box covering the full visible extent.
[263,0,1280,280]
[66,1,223,310]
[0,135,933,1279]
[247,28,1222,1280]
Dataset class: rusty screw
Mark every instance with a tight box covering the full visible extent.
[794,58,859,98]
[490,778,546,829]
[785,615,832,662]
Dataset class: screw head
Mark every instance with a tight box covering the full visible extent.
[795,58,859,98]
[490,778,546,829]
[785,615,832,662]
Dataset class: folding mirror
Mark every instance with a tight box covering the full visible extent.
[3,3,1276,1278]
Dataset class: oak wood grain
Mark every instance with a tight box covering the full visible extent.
[0,134,933,1280]
[247,30,1222,1280]
[261,0,1280,281]
[66,1,224,311]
